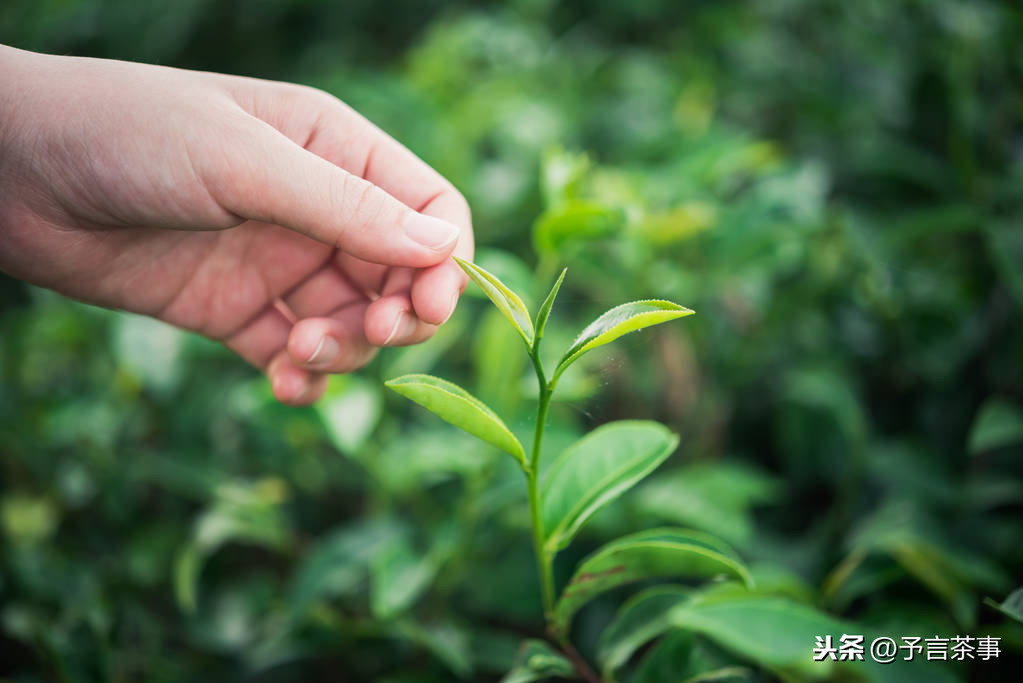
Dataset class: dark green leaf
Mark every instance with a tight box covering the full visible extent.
[553,528,751,633]
[968,398,1023,455]
[288,520,404,620]
[598,585,691,678]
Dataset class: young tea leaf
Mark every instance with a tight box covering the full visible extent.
[552,527,751,633]
[386,374,527,469]
[454,256,535,346]
[500,639,575,683]
[533,267,567,342]
[541,420,678,551]
[553,300,693,381]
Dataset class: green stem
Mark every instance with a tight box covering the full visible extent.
[527,346,557,622]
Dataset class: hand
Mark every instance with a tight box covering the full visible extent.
[0,45,473,404]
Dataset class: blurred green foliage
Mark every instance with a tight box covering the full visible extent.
[2,0,1022,681]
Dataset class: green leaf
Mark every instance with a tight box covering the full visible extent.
[534,267,567,342]
[666,590,960,683]
[533,199,625,253]
[174,479,291,613]
[394,619,473,677]
[597,585,692,678]
[386,374,526,469]
[288,519,404,620]
[554,300,693,381]
[371,537,438,620]
[552,528,751,633]
[968,398,1023,455]
[315,375,383,455]
[629,631,694,683]
[474,307,528,417]
[985,219,1023,310]
[500,639,574,683]
[542,421,678,551]
[984,586,1023,624]
[666,595,843,680]
[453,256,534,346]
[846,499,1010,627]
[632,462,780,546]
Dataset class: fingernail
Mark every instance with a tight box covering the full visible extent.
[271,371,302,401]
[441,292,458,324]
[384,310,417,345]
[306,335,340,366]
[405,214,459,250]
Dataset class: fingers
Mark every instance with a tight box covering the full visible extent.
[268,303,381,405]
[365,293,438,347]
[244,86,475,322]
[286,303,377,373]
[267,351,329,405]
[207,117,460,268]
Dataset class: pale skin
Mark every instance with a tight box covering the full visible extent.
[0,45,473,405]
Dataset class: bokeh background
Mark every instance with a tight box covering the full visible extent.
[1,1,1022,681]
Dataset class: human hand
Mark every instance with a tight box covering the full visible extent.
[0,45,472,404]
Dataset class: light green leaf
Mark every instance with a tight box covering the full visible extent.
[454,256,534,346]
[474,307,528,418]
[554,300,693,381]
[386,374,526,469]
[542,421,678,551]
[500,639,574,683]
[540,146,592,206]
[315,375,382,455]
[597,585,692,678]
[287,520,404,620]
[371,537,438,620]
[984,586,1023,625]
[552,528,751,633]
[472,248,536,303]
[115,313,184,393]
[968,398,1023,455]
[533,199,625,253]
[534,267,567,342]
[174,479,291,613]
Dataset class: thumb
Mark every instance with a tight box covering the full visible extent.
[210,117,460,267]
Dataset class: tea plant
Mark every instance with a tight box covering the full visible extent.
[387,257,754,681]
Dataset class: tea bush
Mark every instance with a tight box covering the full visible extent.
[1,1,1021,681]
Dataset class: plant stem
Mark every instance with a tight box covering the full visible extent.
[560,640,602,683]
[527,346,557,622]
